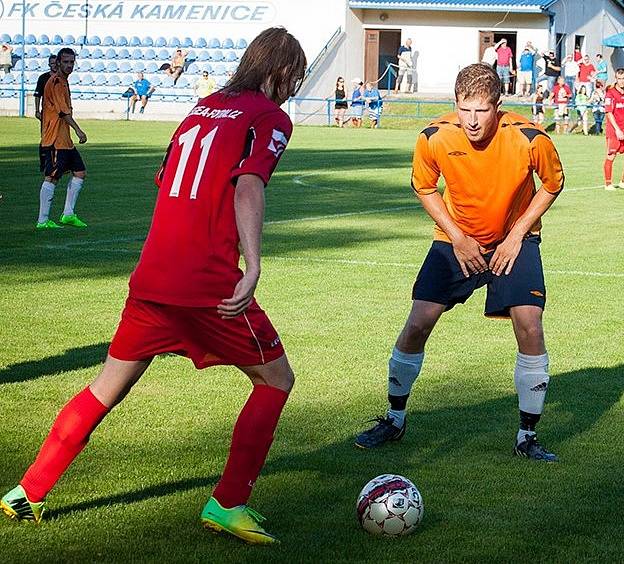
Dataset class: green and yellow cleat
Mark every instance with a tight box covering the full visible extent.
[1,485,45,524]
[36,219,62,229]
[201,497,278,545]
[59,214,88,228]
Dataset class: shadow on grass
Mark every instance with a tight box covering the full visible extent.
[0,343,109,384]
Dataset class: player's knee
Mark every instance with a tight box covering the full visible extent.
[515,322,544,349]
[404,318,433,345]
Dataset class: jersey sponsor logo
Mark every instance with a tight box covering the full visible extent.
[267,129,287,158]
[530,290,544,297]
[447,151,467,156]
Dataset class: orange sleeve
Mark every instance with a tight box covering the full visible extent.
[411,131,440,196]
[50,80,71,116]
[529,134,564,194]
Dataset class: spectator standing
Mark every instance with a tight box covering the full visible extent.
[578,54,596,95]
[496,39,514,95]
[394,38,413,94]
[364,81,382,128]
[34,55,57,122]
[129,72,155,114]
[573,46,582,62]
[532,84,545,125]
[603,69,624,190]
[574,84,590,136]
[351,80,365,127]
[590,81,605,135]
[562,55,579,96]
[551,76,572,134]
[194,70,216,100]
[543,50,561,92]
[517,43,537,97]
[333,76,348,127]
[0,43,13,73]
[481,39,503,69]
[595,54,608,84]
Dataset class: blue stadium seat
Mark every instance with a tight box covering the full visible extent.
[76,35,87,46]
[64,34,76,45]
[197,51,210,62]
[26,59,40,71]
[222,38,234,49]
[225,50,237,62]
[186,62,200,74]
[155,37,167,48]
[92,47,104,59]
[131,48,143,60]
[132,61,145,73]
[39,47,51,58]
[107,75,121,86]
[69,73,80,85]
[186,49,197,60]
[26,72,39,84]
[52,34,63,45]
[182,37,193,48]
[201,63,213,74]
[92,61,105,73]
[12,34,23,44]
[142,36,153,47]
[145,62,159,73]
[161,75,175,87]
[88,35,101,46]
[12,46,24,57]
[213,63,226,76]
[176,76,189,88]
[106,61,119,73]
[26,46,39,58]
[79,47,91,59]
[78,60,92,72]
[208,38,220,49]
[143,48,156,60]
[121,73,133,85]
[129,36,141,47]
[105,48,117,59]
[25,34,37,45]
[195,37,207,48]
[102,36,115,46]
[236,38,248,49]
[116,36,128,46]
[225,62,238,74]
[0,33,11,43]
[94,74,106,86]
[38,34,50,45]
[157,48,169,60]
[118,48,130,59]
[118,61,132,73]
[210,50,224,62]
[168,37,181,48]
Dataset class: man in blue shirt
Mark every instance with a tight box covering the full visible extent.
[595,53,608,84]
[517,43,537,97]
[130,72,155,114]
[364,81,383,128]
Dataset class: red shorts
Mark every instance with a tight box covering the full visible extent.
[606,135,624,154]
[109,297,285,368]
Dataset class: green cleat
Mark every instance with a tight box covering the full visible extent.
[201,497,278,545]
[36,219,62,229]
[59,214,88,228]
[1,485,45,524]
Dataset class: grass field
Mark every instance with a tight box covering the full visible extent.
[0,115,623,563]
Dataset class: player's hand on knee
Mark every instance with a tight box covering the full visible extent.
[490,233,523,276]
[452,235,487,277]
[217,271,260,318]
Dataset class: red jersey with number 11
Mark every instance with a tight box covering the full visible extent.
[129,91,292,306]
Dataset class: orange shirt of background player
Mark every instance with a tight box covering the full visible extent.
[411,111,564,250]
[41,75,74,150]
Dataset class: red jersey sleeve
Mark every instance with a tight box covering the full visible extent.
[230,110,293,186]
[605,88,614,113]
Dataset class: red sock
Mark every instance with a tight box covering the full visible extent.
[604,158,614,184]
[212,385,289,508]
[20,387,109,502]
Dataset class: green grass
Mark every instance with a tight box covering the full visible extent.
[0,116,623,563]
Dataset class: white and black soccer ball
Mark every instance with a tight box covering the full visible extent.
[356,474,424,537]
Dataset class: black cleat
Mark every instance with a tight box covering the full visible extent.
[355,416,406,449]
[513,434,558,462]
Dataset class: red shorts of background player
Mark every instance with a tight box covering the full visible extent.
[607,135,624,154]
[109,297,285,368]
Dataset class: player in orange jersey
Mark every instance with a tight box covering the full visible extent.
[356,63,564,462]
[603,68,624,190]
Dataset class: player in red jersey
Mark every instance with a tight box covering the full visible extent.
[1,27,306,545]
[603,68,624,191]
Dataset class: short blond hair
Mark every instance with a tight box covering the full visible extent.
[455,63,501,104]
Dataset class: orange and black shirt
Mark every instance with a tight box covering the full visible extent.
[41,74,74,150]
[411,111,564,250]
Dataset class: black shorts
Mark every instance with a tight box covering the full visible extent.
[412,235,546,318]
[40,145,86,180]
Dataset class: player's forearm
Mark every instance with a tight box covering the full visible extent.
[416,191,464,243]
[607,113,621,133]
[34,97,41,113]
[62,114,84,135]
[234,174,265,275]
[508,188,558,238]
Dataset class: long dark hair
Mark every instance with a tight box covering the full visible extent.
[221,27,307,103]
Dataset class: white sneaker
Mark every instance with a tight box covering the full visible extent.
[605,184,617,191]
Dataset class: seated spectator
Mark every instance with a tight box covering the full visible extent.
[0,43,13,74]
[590,81,606,135]
[165,49,187,83]
[364,81,383,128]
[130,72,155,114]
[350,79,365,128]
[194,70,216,100]
[532,83,545,125]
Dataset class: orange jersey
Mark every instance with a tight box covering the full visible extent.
[41,74,74,149]
[411,111,564,250]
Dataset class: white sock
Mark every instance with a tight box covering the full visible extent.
[517,429,536,445]
[63,176,84,216]
[387,409,406,427]
[514,352,549,414]
[38,180,56,223]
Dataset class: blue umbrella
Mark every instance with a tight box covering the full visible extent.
[603,32,624,48]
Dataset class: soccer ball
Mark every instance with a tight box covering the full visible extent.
[356,474,424,536]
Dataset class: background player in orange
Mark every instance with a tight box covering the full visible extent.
[2,27,306,545]
[603,68,624,191]
[36,47,88,229]
[356,63,564,462]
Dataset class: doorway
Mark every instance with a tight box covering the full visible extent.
[479,30,518,92]
[364,29,401,89]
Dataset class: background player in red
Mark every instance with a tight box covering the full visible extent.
[1,27,306,545]
[603,68,624,191]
